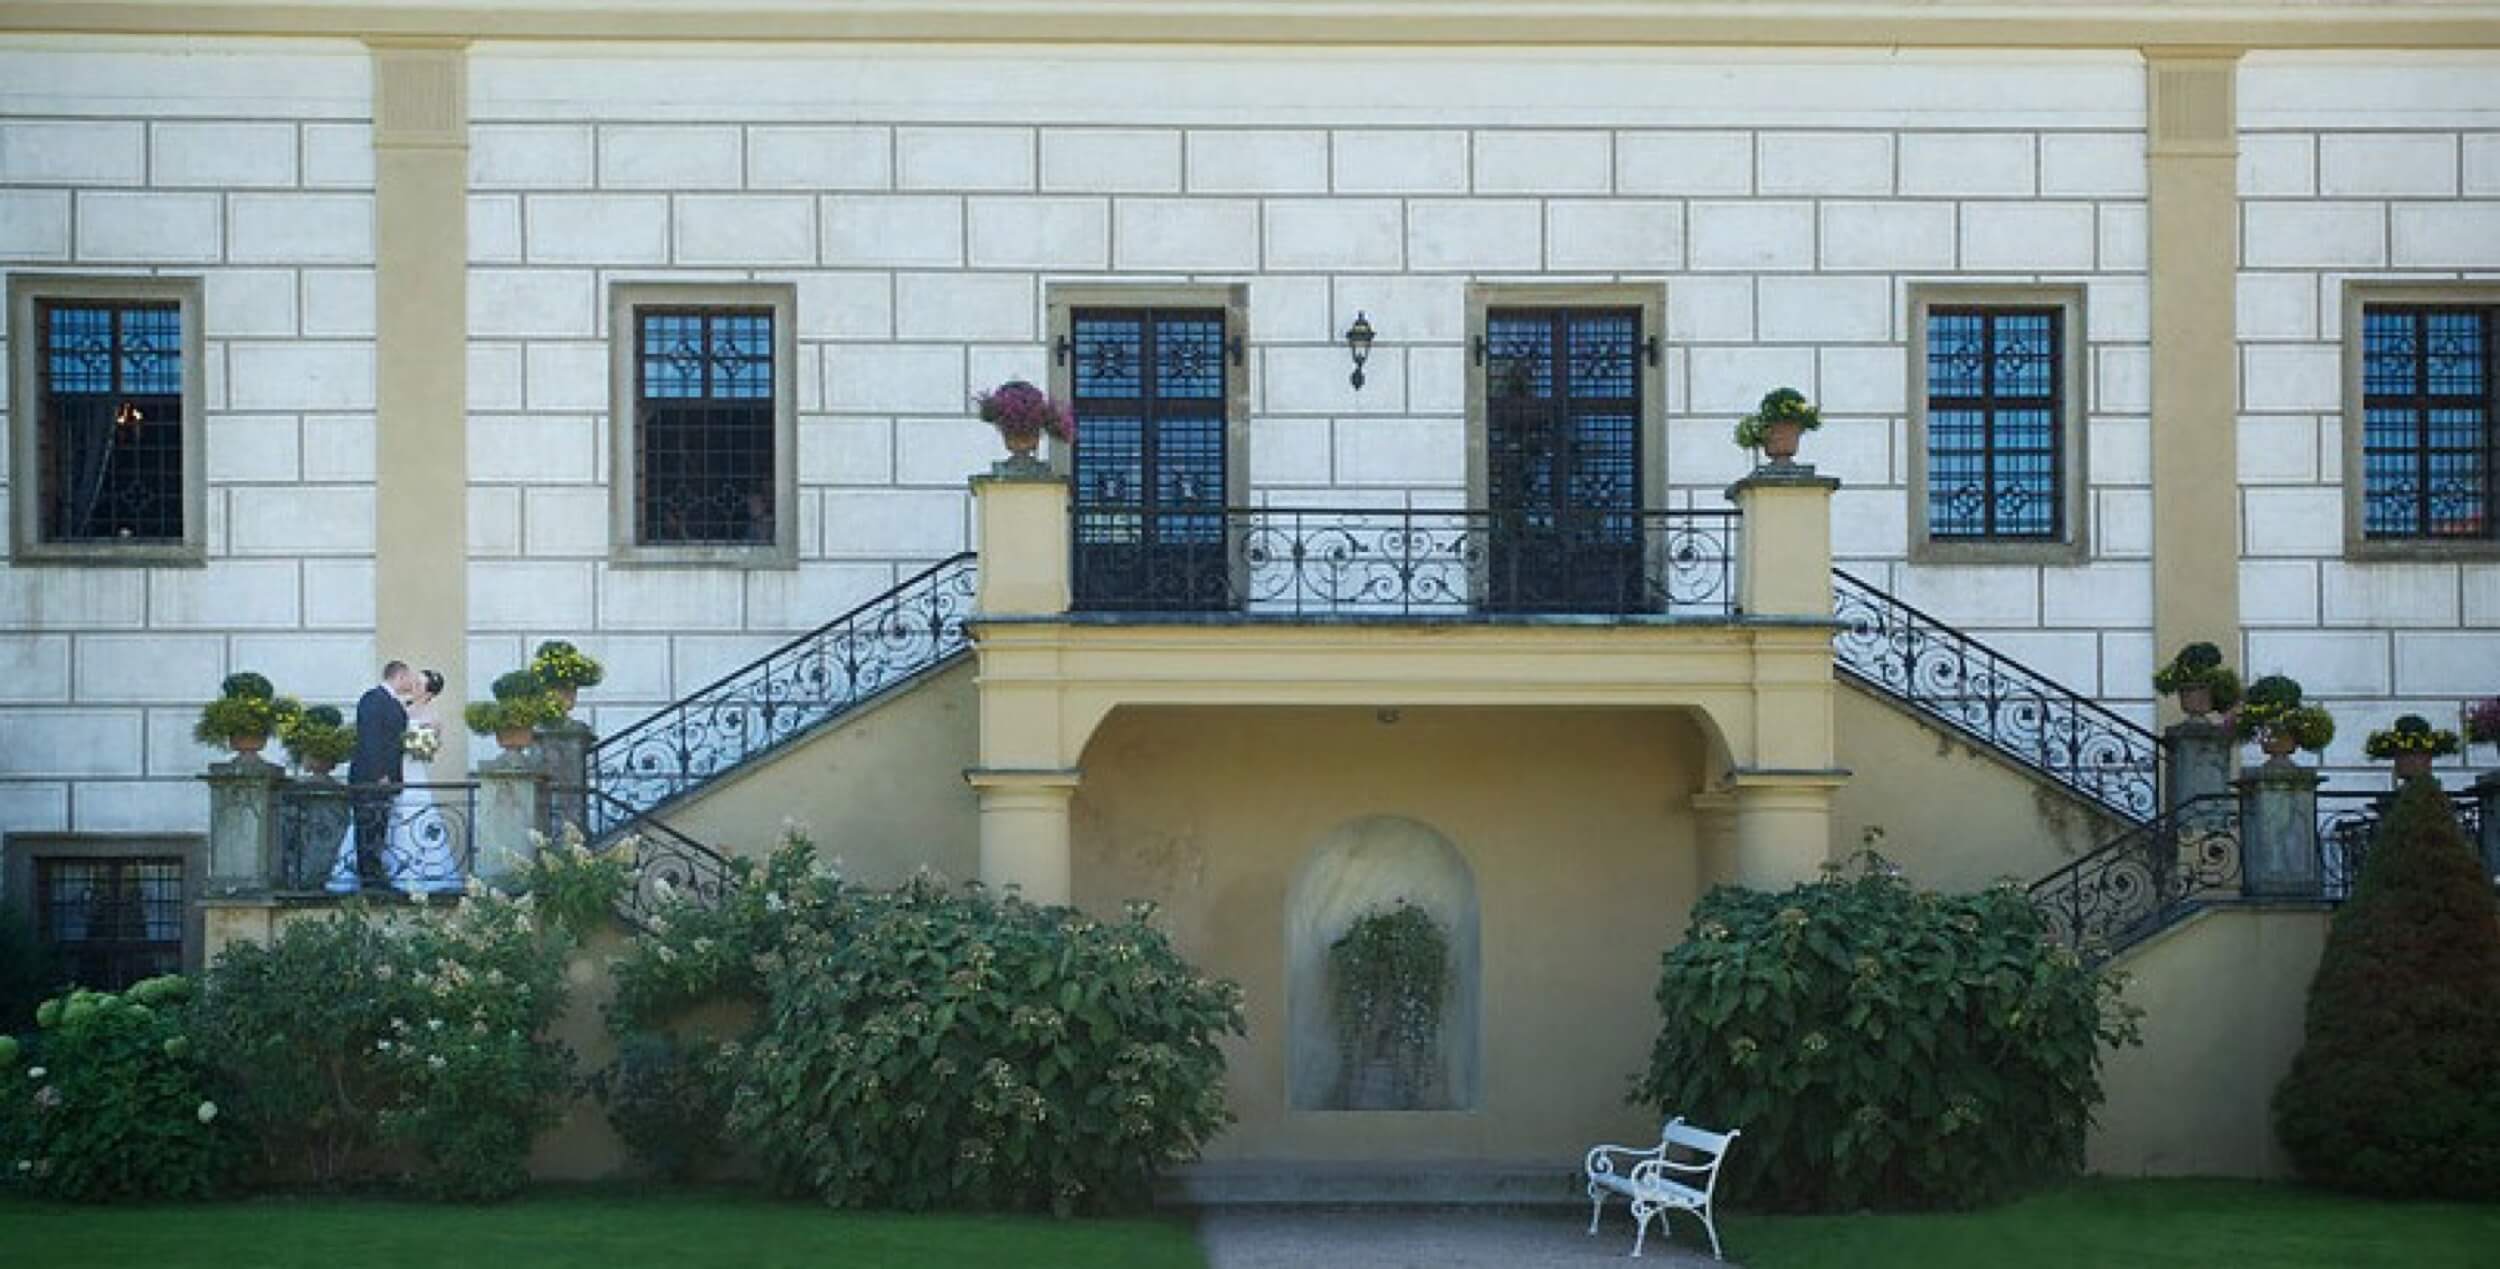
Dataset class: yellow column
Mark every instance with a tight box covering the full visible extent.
[1728,773,1849,890]
[2145,50,2243,717]
[370,40,470,774]
[1724,464,1847,887]
[966,464,1078,904]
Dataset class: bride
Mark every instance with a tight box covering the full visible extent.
[328,669,465,895]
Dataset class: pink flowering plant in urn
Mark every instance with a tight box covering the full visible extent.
[975,379,1075,459]
[2464,696,2500,762]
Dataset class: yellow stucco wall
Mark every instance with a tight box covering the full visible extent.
[653,661,980,882]
[2086,905,2332,1178]
[1071,704,1708,1165]
[1831,685,2131,891]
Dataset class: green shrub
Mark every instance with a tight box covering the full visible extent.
[195,690,303,750]
[589,1030,728,1182]
[522,825,637,942]
[192,894,580,1200]
[2150,641,2243,711]
[1328,901,1450,1108]
[0,977,228,1201]
[1632,854,2140,1211]
[188,910,404,1187]
[279,703,358,768]
[610,836,1243,1214]
[530,640,605,690]
[2274,780,2500,1198]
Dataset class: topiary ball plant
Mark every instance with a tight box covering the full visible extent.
[2274,780,2500,1199]
[2234,674,2333,763]
[194,671,301,756]
[2151,641,2243,715]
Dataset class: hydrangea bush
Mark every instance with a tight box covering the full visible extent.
[608,835,1243,1213]
[191,879,593,1199]
[1,976,229,1202]
[1633,853,2140,1211]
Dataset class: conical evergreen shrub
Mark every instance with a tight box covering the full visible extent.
[2272,778,2500,1197]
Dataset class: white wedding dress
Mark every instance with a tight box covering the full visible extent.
[327,718,465,895]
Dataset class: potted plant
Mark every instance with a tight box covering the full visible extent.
[194,671,302,758]
[974,379,1075,460]
[1732,387,1823,464]
[279,704,356,778]
[2463,696,2500,763]
[464,669,563,754]
[1327,900,1450,1112]
[2365,714,2460,782]
[2151,641,2244,719]
[2234,674,2335,768]
[529,640,605,714]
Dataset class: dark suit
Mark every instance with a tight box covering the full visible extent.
[348,685,408,885]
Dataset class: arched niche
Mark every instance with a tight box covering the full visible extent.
[1286,814,1481,1112]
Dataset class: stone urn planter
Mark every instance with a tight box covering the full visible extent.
[1760,419,1804,462]
[2260,730,2301,766]
[302,757,337,779]
[230,733,269,757]
[550,684,578,713]
[496,726,535,753]
[2393,751,2434,781]
[2178,684,2215,717]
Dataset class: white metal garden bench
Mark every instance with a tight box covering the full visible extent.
[1582,1116,1741,1260]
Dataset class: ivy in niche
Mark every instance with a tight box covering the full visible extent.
[1327,899,1451,1110]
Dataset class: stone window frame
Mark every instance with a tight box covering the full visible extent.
[1462,282,1669,516]
[2340,280,2500,563]
[6,273,209,567]
[1906,283,2092,566]
[606,281,801,570]
[1,832,208,977]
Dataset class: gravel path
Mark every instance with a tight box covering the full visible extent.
[1194,1205,1725,1268]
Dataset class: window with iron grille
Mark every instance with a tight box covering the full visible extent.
[1478,306,1646,611]
[2360,305,2495,542]
[9,277,205,564]
[36,857,185,992]
[1922,306,2067,543]
[632,306,778,547]
[1068,307,1232,608]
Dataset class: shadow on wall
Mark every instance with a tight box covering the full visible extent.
[1285,814,1481,1113]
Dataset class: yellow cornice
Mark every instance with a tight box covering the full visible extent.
[3,1,2500,48]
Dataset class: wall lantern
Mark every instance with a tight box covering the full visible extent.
[1344,312,1376,391]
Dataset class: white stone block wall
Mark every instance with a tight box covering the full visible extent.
[2236,51,2500,791]
[0,38,377,840]
[468,45,2157,738]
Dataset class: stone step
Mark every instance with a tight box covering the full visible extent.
[1163,1161,1587,1207]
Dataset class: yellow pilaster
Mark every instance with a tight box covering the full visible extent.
[1728,772,1849,889]
[2145,49,2242,715]
[370,39,470,774]
[964,768,1078,905]
[1690,788,1739,891]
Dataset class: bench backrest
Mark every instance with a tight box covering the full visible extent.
[1659,1117,1740,1198]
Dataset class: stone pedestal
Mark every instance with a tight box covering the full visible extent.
[2163,718,2236,810]
[1724,463,1840,620]
[204,755,285,893]
[534,718,595,840]
[2237,764,2322,898]
[474,752,548,889]
[2477,772,2500,885]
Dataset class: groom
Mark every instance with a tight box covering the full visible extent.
[348,660,416,886]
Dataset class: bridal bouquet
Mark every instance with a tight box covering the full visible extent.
[404,723,442,763]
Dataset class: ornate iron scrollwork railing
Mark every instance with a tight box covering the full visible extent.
[2029,793,2242,963]
[1832,569,2163,823]
[275,779,478,895]
[1070,505,1742,619]
[564,785,741,927]
[586,552,978,834]
[2315,786,2485,900]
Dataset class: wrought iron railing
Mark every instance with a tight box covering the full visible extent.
[1070,505,1742,619]
[275,779,477,895]
[586,552,978,834]
[561,785,741,927]
[1832,569,2163,823]
[2316,786,2485,900]
[2029,793,2241,962]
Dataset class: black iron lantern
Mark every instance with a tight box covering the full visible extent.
[1344,311,1376,391]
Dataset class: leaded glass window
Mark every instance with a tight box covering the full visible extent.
[1069,307,1231,609]
[634,307,776,546]
[1924,308,2064,541]
[36,300,185,544]
[2362,306,2495,541]
[1482,307,1644,612]
[37,857,184,991]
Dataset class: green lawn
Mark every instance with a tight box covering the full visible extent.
[0,1190,1204,1269]
[1727,1178,2500,1269]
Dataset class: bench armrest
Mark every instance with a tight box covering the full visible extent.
[1583,1143,1665,1177]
